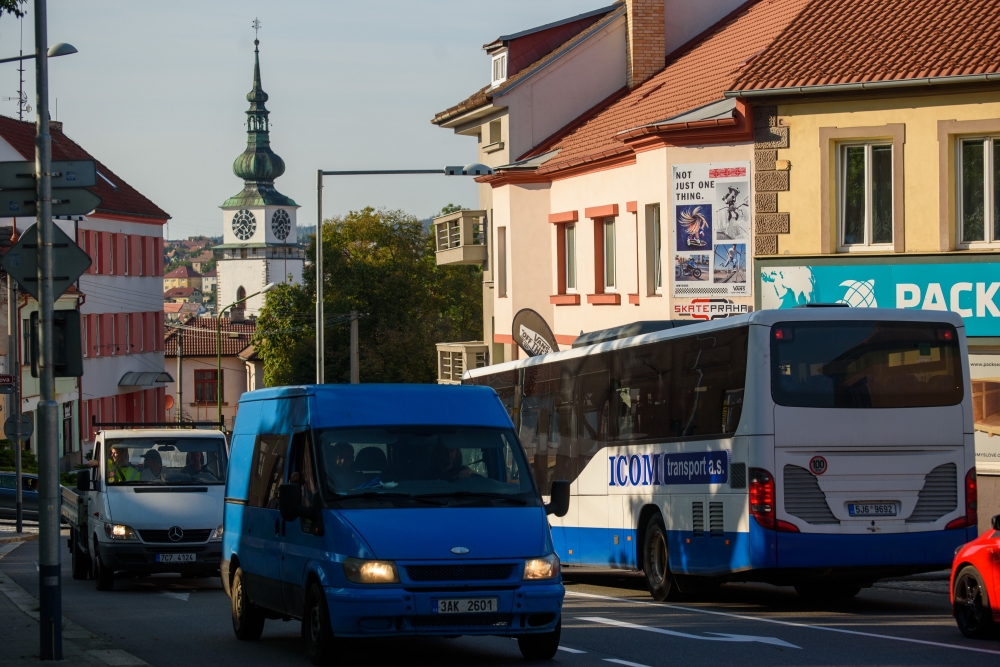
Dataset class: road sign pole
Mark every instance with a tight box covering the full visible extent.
[6,275,21,533]
[34,0,62,659]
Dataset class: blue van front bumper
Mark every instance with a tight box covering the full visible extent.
[324,581,564,637]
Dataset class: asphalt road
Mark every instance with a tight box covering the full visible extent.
[2,537,999,667]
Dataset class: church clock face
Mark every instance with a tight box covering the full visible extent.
[271,209,291,240]
[232,209,257,240]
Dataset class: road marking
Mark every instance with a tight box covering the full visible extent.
[567,591,1000,657]
[159,591,189,601]
[558,646,587,654]
[604,659,650,667]
[579,616,800,649]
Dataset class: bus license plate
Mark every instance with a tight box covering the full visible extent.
[848,503,897,517]
[434,598,497,614]
[156,553,196,563]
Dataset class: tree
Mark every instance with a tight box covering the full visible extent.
[254,206,482,386]
[0,1,26,17]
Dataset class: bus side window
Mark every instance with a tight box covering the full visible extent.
[613,340,673,441]
[577,371,610,472]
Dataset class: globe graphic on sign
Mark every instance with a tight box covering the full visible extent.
[837,280,877,308]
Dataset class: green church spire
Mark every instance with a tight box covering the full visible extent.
[223,38,297,208]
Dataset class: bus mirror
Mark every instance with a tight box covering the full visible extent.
[76,469,91,492]
[278,483,302,522]
[546,480,570,517]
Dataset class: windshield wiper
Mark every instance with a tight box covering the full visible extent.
[415,491,529,505]
[336,491,447,506]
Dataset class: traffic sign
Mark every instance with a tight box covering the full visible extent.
[0,187,102,217]
[0,223,93,300]
[0,160,97,189]
[0,374,13,395]
[4,414,32,441]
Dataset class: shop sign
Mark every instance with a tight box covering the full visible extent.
[671,161,751,298]
[759,261,1000,336]
[674,298,752,321]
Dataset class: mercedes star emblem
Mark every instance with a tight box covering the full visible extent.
[167,526,184,542]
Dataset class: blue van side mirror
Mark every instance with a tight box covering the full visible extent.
[546,480,570,518]
[278,483,302,522]
[992,514,1000,531]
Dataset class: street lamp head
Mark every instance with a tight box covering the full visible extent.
[463,163,493,176]
[261,282,277,294]
[47,43,78,58]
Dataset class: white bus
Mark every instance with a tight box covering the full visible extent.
[464,307,978,600]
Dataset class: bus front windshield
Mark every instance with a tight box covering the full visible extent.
[105,438,227,485]
[315,426,539,508]
[771,321,964,408]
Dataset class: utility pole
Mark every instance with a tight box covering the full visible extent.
[176,332,182,422]
[350,310,359,384]
[315,169,324,384]
[6,274,22,533]
[33,0,62,659]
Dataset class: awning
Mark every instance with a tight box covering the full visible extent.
[118,371,174,387]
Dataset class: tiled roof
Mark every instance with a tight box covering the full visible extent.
[165,317,256,357]
[164,265,202,279]
[432,7,625,126]
[0,116,170,221]
[164,286,201,298]
[522,0,810,174]
[730,0,1000,92]
[202,269,217,277]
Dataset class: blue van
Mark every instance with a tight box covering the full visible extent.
[221,385,569,664]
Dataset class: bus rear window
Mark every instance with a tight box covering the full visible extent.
[770,321,963,408]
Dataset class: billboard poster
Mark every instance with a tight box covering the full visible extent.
[673,298,753,321]
[671,162,751,297]
[969,354,1000,474]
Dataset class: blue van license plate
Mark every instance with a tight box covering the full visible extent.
[434,598,497,614]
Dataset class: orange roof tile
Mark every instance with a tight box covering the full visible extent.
[527,0,810,175]
[730,0,1000,92]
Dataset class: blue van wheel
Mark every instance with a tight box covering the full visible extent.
[304,582,336,665]
[231,567,265,640]
[517,619,560,660]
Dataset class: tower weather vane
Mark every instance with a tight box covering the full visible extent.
[252,17,261,41]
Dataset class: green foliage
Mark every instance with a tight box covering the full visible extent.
[254,206,482,386]
[164,258,193,275]
[0,1,26,17]
[438,203,466,216]
[0,440,38,472]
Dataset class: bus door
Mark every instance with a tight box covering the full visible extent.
[575,370,611,565]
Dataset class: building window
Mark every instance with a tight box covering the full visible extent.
[959,137,1000,245]
[124,315,130,355]
[497,227,507,297]
[646,204,663,294]
[489,120,501,145]
[491,52,507,86]
[194,369,221,404]
[603,218,616,289]
[565,224,577,291]
[62,403,73,455]
[839,143,893,248]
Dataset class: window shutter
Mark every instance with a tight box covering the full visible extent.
[129,312,143,353]
[87,398,99,440]
[130,235,143,277]
[143,312,155,352]
[100,313,113,356]
[156,387,166,421]
[113,234,126,275]
[116,314,127,356]
[154,237,164,276]
[101,396,115,424]
[100,232,112,275]
[115,394,127,424]
[155,311,165,350]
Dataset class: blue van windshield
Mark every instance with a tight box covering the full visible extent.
[315,426,539,508]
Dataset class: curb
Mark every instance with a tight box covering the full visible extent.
[0,533,39,545]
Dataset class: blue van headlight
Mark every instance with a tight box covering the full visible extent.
[343,558,400,584]
[523,553,560,580]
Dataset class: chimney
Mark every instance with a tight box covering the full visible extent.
[625,0,665,88]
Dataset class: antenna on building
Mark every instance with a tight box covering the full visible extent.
[2,11,32,120]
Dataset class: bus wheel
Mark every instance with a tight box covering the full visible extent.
[643,515,681,601]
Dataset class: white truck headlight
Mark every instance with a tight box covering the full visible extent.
[104,523,137,540]
[523,552,560,580]
[342,558,399,584]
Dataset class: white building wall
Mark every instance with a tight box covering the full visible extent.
[217,257,268,316]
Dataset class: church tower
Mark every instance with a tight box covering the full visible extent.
[216,37,303,318]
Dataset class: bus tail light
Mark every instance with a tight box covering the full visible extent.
[749,468,775,529]
[946,468,977,530]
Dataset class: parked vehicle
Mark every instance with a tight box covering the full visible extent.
[951,513,1000,638]
[62,427,228,589]
[0,472,38,520]
[466,308,977,601]
[222,384,569,664]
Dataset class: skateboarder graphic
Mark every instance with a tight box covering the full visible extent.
[679,206,710,248]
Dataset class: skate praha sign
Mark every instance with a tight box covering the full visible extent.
[671,161,751,298]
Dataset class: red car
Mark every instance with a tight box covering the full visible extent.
[952,514,1000,638]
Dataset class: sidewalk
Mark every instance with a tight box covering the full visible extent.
[0,542,149,666]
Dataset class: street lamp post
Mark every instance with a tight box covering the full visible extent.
[314,164,492,384]
[216,283,275,429]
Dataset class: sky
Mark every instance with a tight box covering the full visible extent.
[0,0,605,239]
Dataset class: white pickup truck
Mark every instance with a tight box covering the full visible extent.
[62,427,228,591]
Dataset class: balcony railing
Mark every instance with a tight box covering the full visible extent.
[433,210,488,265]
[436,341,489,384]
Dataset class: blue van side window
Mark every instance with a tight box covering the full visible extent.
[248,435,287,509]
